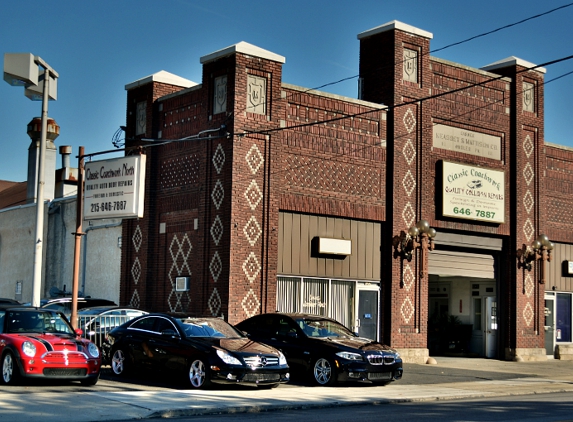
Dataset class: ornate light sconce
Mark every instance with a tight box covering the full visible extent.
[516,234,553,283]
[392,219,437,282]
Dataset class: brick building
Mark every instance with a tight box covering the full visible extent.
[120,21,573,363]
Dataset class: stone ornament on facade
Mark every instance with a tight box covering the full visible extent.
[211,179,225,210]
[243,215,262,246]
[136,101,146,135]
[244,180,263,211]
[403,48,418,83]
[401,296,415,323]
[210,215,223,246]
[131,257,141,284]
[212,144,225,175]
[130,224,143,311]
[246,144,264,174]
[167,233,193,312]
[209,251,223,282]
[247,75,266,115]
[208,287,222,316]
[160,154,200,189]
[523,81,534,113]
[241,288,261,318]
[214,75,227,115]
[132,225,143,252]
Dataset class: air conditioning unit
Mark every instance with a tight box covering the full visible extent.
[175,277,190,292]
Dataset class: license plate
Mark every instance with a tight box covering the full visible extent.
[368,372,392,381]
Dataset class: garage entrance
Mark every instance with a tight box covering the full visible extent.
[428,233,501,358]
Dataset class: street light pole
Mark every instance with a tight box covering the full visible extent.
[4,54,58,307]
[31,67,50,307]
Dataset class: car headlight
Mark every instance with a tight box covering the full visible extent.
[278,351,287,366]
[216,350,241,365]
[87,342,100,358]
[335,351,363,361]
[22,341,36,358]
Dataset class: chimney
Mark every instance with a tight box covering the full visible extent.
[55,145,78,199]
[26,117,59,204]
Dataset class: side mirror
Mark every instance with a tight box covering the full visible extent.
[161,329,179,337]
[75,328,84,336]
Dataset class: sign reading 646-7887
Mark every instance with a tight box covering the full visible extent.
[442,161,505,224]
[83,155,146,221]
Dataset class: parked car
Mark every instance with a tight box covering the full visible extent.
[78,306,148,362]
[0,306,101,385]
[0,299,20,305]
[39,297,117,318]
[107,313,290,389]
[235,313,403,386]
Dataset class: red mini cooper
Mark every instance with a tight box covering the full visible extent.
[0,306,101,385]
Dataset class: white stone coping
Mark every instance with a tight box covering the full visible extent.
[358,20,433,40]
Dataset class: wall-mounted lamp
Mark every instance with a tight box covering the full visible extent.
[517,234,553,283]
[392,219,436,281]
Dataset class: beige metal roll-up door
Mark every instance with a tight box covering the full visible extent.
[429,232,501,279]
[428,250,496,279]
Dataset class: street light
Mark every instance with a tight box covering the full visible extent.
[4,53,58,307]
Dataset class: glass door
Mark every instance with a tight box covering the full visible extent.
[355,285,379,341]
[545,294,556,357]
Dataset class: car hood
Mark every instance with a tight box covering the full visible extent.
[17,333,86,351]
[197,337,280,356]
[314,336,397,353]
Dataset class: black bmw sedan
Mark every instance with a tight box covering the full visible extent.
[107,313,289,389]
[236,313,403,386]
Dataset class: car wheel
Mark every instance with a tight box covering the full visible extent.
[80,373,100,386]
[188,359,211,389]
[312,357,336,386]
[1,352,20,385]
[111,348,131,376]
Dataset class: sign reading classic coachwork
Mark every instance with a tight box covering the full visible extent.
[84,155,146,220]
[433,125,501,160]
[441,161,505,224]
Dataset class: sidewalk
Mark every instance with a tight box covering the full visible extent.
[2,357,573,421]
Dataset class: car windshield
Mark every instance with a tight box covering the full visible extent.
[296,317,355,338]
[176,318,244,339]
[5,310,75,335]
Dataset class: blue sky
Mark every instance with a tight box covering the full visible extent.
[2,0,573,182]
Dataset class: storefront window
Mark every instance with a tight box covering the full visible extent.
[301,278,328,316]
[556,293,572,342]
[276,276,301,313]
[276,276,365,330]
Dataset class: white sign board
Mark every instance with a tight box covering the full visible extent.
[84,155,146,220]
[442,161,505,224]
[434,125,501,161]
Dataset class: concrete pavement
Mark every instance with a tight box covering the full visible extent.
[2,357,573,421]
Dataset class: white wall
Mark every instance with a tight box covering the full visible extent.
[0,196,122,304]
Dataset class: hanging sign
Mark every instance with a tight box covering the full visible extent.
[83,155,146,220]
[441,161,505,224]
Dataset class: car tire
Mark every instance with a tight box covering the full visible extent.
[1,352,20,385]
[312,357,336,386]
[80,373,100,386]
[111,348,131,376]
[188,359,211,389]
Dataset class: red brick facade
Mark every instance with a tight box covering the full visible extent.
[120,21,573,361]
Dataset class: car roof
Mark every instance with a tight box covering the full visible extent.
[249,312,338,322]
[43,297,116,303]
[0,298,21,304]
[78,306,147,314]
